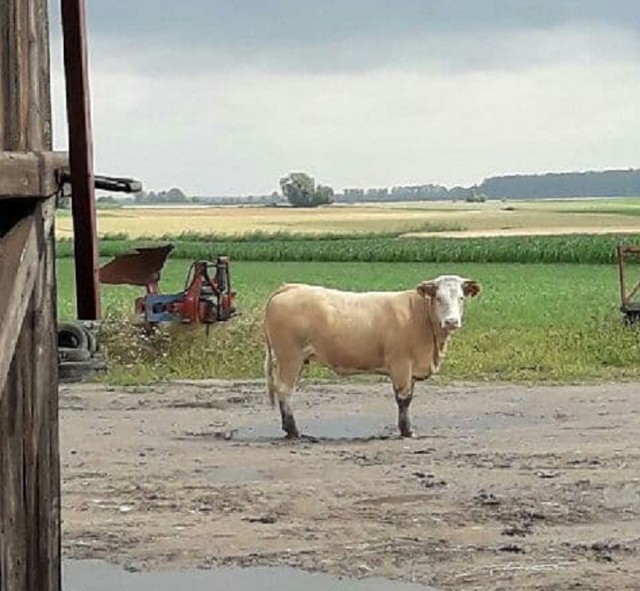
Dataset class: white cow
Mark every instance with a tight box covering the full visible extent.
[263,275,481,438]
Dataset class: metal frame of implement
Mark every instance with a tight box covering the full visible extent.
[617,244,640,326]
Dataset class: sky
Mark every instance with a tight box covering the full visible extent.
[47,1,640,196]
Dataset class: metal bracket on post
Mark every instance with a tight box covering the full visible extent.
[58,170,143,194]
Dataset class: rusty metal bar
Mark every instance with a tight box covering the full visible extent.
[60,0,101,320]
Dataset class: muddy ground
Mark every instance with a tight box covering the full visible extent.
[60,379,640,590]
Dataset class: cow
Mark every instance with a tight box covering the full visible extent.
[263,274,482,439]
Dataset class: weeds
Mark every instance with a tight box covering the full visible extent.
[97,308,640,386]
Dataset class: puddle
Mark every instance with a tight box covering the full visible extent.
[63,559,439,590]
[235,414,396,441]
[231,409,545,442]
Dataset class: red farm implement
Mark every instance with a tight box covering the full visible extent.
[99,244,238,328]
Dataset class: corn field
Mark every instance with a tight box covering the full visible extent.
[57,232,640,265]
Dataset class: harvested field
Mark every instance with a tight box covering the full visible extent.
[55,198,640,239]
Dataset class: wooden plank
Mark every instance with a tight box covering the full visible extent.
[42,199,61,591]
[0,0,51,151]
[0,0,28,150]
[23,299,39,591]
[26,197,60,591]
[0,152,68,198]
[28,0,53,150]
[0,198,59,591]
[0,200,54,397]
[0,324,28,591]
[0,213,38,395]
[0,154,38,196]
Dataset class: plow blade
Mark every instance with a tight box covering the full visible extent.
[99,244,174,287]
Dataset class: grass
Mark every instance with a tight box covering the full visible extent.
[57,259,640,386]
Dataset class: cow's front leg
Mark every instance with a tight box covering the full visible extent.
[391,369,415,437]
[396,389,415,437]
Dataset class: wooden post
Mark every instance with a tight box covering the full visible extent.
[0,0,62,589]
[61,0,101,320]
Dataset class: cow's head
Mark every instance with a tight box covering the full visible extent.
[417,275,481,332]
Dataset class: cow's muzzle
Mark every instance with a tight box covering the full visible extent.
[442,318,461,331]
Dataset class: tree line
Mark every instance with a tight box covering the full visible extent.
[478,169,640,199]
[87,167,640,209]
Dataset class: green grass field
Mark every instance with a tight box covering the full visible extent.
[57,258,640,386]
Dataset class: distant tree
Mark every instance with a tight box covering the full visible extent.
[279,172,334,208]
[316,184,335,205]
[449,186,474,201]
[465,187,487,203]
[96,195,120,208]
[165,187,188,203]
[280,172,315,207]
[132,187,189,204]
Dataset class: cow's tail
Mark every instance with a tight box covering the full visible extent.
[263,283,301,409]
[264,333,277,409]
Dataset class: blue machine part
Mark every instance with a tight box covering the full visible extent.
[143,293,183,323]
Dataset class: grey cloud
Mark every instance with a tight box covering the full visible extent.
[45,1,640,78]
[48,1,640,57]
[71,21,639,79]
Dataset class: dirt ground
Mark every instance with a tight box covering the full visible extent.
[60,379,640,590]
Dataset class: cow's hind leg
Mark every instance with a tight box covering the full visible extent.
[274,356,303,439]
[391,365,415,437]
[279,400,298,439]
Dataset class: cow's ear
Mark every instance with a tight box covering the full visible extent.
[462,280,481,298]
[417,281,437,298]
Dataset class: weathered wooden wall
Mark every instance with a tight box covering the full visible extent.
[0,0,62,589]
[0,201,60,591]
[0,0,52,150]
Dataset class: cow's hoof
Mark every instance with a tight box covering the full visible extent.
[400,429,415,438]
[284,429,300,439]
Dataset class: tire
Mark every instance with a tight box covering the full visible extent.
[58,322,89,350]
[84,326,98,354]
[58,358,107,383]
[58,347,91,363]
